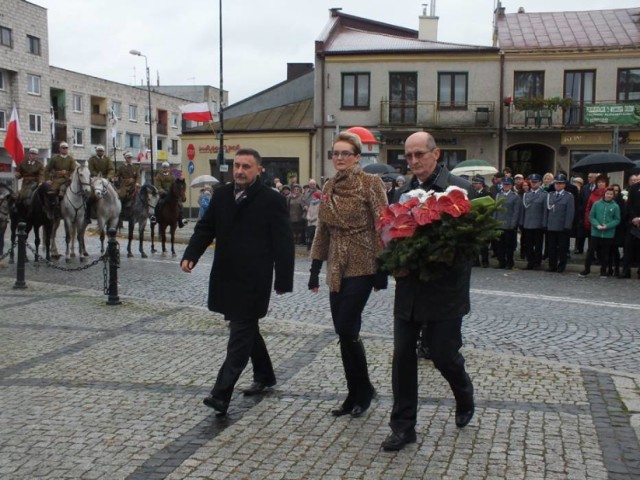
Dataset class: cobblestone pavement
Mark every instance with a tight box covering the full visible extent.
[0,226,639,479]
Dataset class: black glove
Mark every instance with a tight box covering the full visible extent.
[308,259,323,290]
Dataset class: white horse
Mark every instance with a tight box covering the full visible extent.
[51,162,92,262]
[91,175,121,254]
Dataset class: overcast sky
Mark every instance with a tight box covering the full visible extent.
[34,0,640,105]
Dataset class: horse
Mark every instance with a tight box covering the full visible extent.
[51,162,92,262]
[90,175,122,254]
[122,184,159,258]
[9,182,57,262]
[0,184,15,257]
[151,177,186,257]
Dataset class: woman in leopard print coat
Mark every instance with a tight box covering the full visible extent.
[308,131,388,418]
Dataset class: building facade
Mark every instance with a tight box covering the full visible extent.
[1,0,222,187]
[313,5,640,180]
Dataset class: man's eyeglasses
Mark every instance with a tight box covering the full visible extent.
[404,149,435,161]
[332,151,355,159]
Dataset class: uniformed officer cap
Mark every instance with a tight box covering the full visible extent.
[29,147,39,154]
[528,173,542,182]
[124,151,133,158]
[502,177,514,185]
[96,145,105,151]
[553,173,568,183]
[59,142,69,148]
[471,175,485,184]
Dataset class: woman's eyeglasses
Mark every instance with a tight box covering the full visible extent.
[332,151,355,159]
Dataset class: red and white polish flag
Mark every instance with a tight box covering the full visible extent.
[179,102,213,122]
[4,104,25,167]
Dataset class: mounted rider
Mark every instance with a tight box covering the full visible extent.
[86,145,115,223]
[15,147,44,202]
[154,161,186,228]
[114,151,140,211]
[46,142,76,212]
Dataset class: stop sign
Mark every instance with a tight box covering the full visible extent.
[187,144,196,160]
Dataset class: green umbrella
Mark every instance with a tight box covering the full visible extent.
[450,159,498,177]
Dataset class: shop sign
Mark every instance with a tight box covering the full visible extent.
[198,144,241,154]
[561,132,611,145]
[584,104,640,126]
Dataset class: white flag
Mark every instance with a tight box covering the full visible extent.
[110,105,118,140]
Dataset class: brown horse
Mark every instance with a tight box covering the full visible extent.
[150,177,186,257]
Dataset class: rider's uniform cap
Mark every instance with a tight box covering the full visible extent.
[96,145,105,151]
[124,151,133,158]
[29,148,39,154]
[59,142,69,148]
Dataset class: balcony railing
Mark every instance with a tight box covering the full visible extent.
[157,123,168,135]
[91,113,107,126]
[380,100,496,128]
[53,106,66,122]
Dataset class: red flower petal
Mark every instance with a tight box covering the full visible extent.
[437,191,471,217]
[388,213,417,239]
[411,195,440,225]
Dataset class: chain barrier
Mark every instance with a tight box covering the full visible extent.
[24,243,107,272]
[0,244,14,261]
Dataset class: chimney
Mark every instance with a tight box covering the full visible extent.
[418,2,438,42]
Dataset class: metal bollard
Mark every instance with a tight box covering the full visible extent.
[106,228,121,305]
[13,222,27,289]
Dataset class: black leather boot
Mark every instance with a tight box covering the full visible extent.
[331,338,356,417]
[347,338,375,417]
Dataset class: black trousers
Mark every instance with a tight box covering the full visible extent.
[522,228,544,267]
[210,317,275,404]
[495,229,516,266]
[390,316,473,434]
[585,236,613,275]
[622,233,640,274]
[546,230,570,270]
[329,275,374,340]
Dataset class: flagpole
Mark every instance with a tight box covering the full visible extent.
[218,0,225,183]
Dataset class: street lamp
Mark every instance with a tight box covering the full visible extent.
[129,49,154,185]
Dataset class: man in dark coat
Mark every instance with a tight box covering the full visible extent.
[180,148,295,415]
[382,131,476,452]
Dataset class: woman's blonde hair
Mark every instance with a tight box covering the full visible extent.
[334,132,362,155]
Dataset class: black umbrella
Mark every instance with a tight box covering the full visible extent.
[572,152,636,173]
[363,163,396,174]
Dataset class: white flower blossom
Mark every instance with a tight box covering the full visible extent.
[399,188,431,203]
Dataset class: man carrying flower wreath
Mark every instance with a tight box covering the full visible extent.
[381,131,479,452]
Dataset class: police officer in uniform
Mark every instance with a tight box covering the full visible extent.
[15,148,44,201]
[115,152,140,209]
[545,174,575,273]
[86,145,115,223]
[521,173,548,269]
[494,176,522,269]
[47,142,76,208]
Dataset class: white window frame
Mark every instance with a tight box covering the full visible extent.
[72,93,83,113]
[128,104,137,122]
[27,74,41,95]
[144,107,150,124]
[171,113,179,128]
[112,101,122,119]
[29,113,42,132]
[73,128,84,146]
[0,70,5,90]
[0,110,6,130]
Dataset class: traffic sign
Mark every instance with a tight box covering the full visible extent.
[187,161,194,174]
[187,144,196,160]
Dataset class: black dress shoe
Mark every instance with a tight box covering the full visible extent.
[242,381,275,396]
[455,405,475,428]
[381,430,417,451]
[203,395,228,415]
[331,396,354,417]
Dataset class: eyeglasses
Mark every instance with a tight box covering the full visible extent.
[332,151,355,159]
[404,149,435,161]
